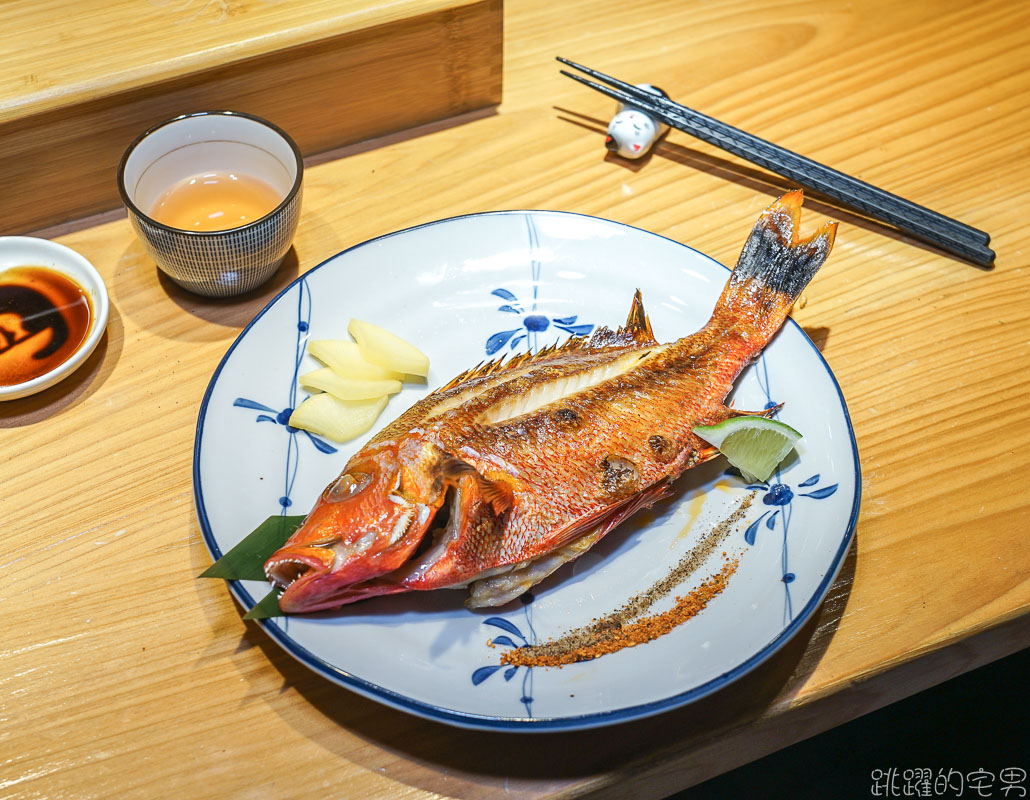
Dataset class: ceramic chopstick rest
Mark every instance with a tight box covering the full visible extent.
[605,84,670,159]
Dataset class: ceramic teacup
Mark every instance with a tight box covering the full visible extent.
[117,111,303,297]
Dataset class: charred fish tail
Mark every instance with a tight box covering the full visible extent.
[714,190,837,346]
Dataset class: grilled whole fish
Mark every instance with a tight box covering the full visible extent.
[265,191,837,613]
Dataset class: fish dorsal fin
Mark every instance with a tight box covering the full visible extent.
[436,336,599,393]
[437,359,491,393]
[585,289,658,349]
[436,291,655,394]
[625,289,656,342]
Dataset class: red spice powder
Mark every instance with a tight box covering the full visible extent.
[501,557,739,668]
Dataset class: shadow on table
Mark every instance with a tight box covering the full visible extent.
[238,533,858,795]
[0,298,125,427]
[554,108,991,271]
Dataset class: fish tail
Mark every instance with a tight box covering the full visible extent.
[712,190,837,346]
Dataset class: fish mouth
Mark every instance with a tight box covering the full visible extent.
[264,548,335,591]
[263,526,383,593]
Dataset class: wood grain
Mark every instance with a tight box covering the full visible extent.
[3,0,1030,797]
[0,0,502,233]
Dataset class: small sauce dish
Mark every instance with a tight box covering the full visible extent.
[0,237,109,401]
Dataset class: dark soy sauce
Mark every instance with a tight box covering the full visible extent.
[0,266,92,387]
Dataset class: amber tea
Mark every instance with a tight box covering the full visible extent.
[149,171,283,232]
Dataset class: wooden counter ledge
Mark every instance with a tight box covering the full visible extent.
[1,0,502,233]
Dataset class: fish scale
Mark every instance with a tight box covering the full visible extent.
[264,191,838,613]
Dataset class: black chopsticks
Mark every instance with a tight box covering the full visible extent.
[558,57,995,267]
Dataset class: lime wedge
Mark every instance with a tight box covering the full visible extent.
[693,416,802,483]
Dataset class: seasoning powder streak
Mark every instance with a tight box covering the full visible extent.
[500,493,754,668]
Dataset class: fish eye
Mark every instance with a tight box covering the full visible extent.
[324,471,372,502]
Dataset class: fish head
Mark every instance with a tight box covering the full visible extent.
[264,442,437,613]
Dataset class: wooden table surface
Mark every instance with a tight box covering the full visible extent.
[4,0,1029,796]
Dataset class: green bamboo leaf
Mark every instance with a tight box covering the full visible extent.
[199,515,305,580]
[243,590,284,620]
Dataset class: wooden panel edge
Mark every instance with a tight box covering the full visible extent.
[0,0,503,234]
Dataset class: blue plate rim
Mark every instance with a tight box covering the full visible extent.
[193,209,861,732]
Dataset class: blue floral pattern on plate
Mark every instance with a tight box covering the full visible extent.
[743,473,839,624]
[735,354,841,624]
[485,217,594,355]
[470,595,537,716]
[231,278,337,514]
[486,288,594,355]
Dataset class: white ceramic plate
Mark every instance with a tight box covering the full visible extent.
[194,211,860,731]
